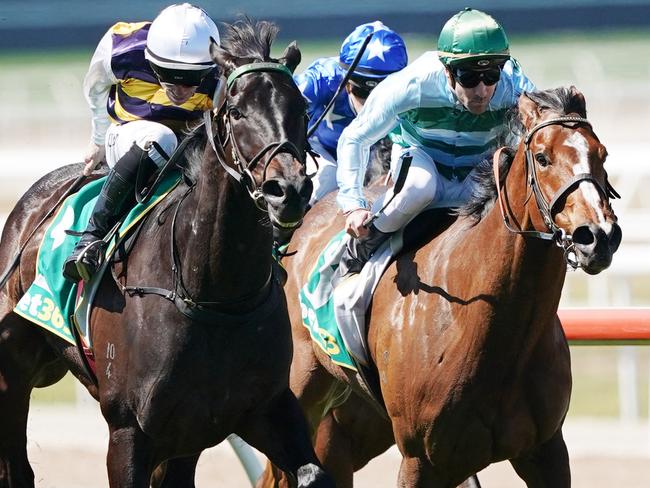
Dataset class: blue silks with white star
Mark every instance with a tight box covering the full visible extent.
[296,57,357,156]
[295,21,407,156]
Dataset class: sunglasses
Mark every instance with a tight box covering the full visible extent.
[349,84,372,99]
[453,67,502,88]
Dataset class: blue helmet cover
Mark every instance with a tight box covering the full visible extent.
[339,21,408,78]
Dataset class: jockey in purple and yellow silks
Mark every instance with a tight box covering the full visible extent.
[63,3,222,282]
[295,21,407,206]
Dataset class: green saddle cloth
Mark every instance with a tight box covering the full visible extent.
[14,172,180,345]
[299,230,357,371]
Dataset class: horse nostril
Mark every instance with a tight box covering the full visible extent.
[572,225,595,246]
[261,179,285,200]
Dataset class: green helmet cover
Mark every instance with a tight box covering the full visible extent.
[437,8,510,68]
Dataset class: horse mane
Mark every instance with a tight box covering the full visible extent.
[178,127,204,183]
[456,86,585,222]
[219,18,279,61]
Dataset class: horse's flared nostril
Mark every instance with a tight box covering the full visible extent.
[572,225,595,247]
[261,179,286,202]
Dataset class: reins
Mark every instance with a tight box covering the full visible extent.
[113,182,281,324]
[494,115,620,268]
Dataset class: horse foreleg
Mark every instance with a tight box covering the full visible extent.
[311,392,395,488]
[311,411,353,488]
[239,388,335,488]
[150,455,200,488]
[509,429,570,488]
[106,424,156,488]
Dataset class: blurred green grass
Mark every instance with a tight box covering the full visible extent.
[1,28,648,86]
[569,347,650,418]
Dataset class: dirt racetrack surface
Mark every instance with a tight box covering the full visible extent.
[26,405,649,487]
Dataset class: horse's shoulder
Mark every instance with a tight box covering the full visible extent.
[401,209,457,257]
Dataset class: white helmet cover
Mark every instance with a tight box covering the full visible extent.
[145,3,220,84]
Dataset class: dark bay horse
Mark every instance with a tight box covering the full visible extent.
[0,20,335,488]
[259,87,622,487]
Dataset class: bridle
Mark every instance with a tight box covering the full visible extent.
[205,61,307,212]
[494,116,620,268]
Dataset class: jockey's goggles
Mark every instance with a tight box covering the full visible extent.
[348,75,382,99]
[150,62,214,87]
[452,66,502,88]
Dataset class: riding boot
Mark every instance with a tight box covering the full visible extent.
[337,223,391,279]
[62,144,157,282]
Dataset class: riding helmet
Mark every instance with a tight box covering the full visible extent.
[437,8,510,70]
[339,21,408,95]
[145,3,220,86]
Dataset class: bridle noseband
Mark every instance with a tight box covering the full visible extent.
[205,61,307,211]
[495,116,620,268]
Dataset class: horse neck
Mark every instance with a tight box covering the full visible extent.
[180,147,273,304]
[468,146,568,343]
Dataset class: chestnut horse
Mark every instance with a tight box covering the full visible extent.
[259,87,622,487]
[0,20,335,488]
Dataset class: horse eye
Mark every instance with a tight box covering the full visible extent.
[535,153,549,166]
[228,106,243,120]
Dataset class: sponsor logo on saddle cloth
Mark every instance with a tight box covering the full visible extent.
[299,230,402,371]
[14,173,181,347]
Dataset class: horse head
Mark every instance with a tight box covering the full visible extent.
[209,20,312,234]
[515,86,622,274]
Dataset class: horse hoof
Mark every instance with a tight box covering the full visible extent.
[296,463,335,488]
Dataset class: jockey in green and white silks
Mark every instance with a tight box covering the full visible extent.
[335,8,535,277]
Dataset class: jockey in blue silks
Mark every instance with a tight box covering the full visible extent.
[295,21,407,206]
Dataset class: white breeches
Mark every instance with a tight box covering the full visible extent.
[372,146,477,233]
[306,137,338,206]
[105,121,178,168]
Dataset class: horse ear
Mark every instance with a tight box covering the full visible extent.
[210,37,238,77]
[279,41,301,73]
[566,85,587,117]
[518,92,542,129]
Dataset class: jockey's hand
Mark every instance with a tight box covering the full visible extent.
[344,208,372,239]
[83,143,106,176]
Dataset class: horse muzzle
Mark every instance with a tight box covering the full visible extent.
[261,174,312,228]
[571,221,622,275]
